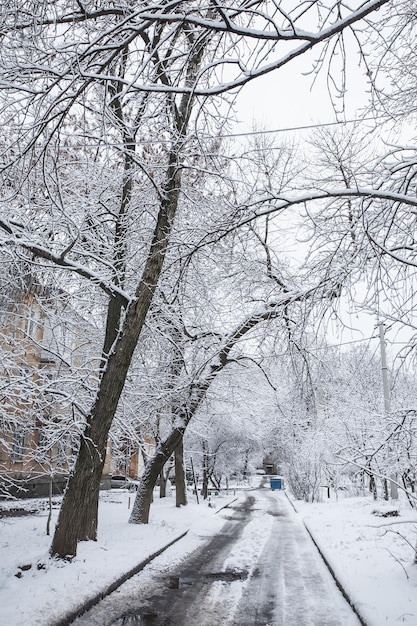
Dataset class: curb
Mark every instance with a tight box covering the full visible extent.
[284,493,368,626]
[53,530,189,625]
[214,497,239,514]
[302,521,368,626]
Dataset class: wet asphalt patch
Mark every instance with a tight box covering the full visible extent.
[166,569,249,588]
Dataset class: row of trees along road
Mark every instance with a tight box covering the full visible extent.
[0,1,417,559]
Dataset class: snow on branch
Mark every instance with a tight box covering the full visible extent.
[0,218,131,306]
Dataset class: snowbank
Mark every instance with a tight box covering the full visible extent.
[295,493,417,626]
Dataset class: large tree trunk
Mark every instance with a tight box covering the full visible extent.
[50,152,186,558]
[129,428,184,524]
[50,434,104,557]
[49,34,209,557]
[175,438,187,507]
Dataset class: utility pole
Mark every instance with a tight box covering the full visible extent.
[378,322,391,415]
[378,322,398,500]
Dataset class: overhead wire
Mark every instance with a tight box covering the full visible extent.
[213,115,382,140]
[59,114,394,148]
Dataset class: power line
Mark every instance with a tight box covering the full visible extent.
[60,114,388,148]
[319,334,379,349]
[320,336,415,350]
[217,116,380,140]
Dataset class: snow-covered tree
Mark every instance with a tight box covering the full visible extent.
[0,0,397,557]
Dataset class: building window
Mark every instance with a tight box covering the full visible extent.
[37,430,55,464]
[11,430,25,462]
[56,435,73,469]
[25,307,38,338]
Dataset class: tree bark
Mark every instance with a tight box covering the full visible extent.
[201,439,209,500]
[159,470,167,498]
[369,474,378,500]
[50,433,104,557]
[175,438,187,507]
[383,477,389,501]
[242,448,250,480]
[129,427,184,524]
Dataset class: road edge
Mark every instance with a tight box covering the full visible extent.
[53,530,189,626]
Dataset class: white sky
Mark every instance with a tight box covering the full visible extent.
[233,48,372,132]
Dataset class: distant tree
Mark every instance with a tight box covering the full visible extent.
[185,366,273,493]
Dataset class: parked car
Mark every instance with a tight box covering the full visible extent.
[110,475,139,490]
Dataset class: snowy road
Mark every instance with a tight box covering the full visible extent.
[72,487,361,626]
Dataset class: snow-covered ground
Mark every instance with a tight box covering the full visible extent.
[1,484,416,626]
[295,493,417,626]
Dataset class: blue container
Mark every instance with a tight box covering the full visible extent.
[270,477,283,491]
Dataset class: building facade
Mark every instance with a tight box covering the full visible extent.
[0,283,99,498]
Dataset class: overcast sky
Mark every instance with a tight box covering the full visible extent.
[234,45,373,132]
